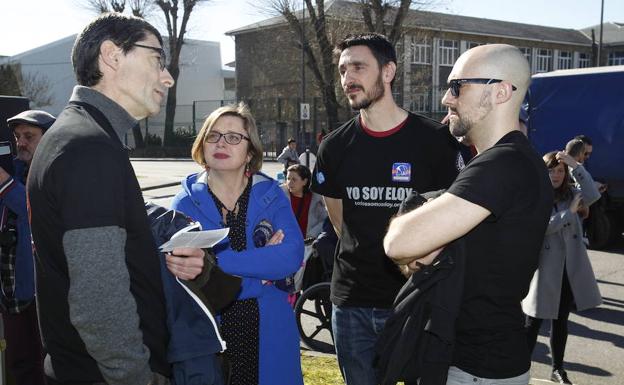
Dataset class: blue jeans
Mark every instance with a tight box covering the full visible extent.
[446,366,529,385]
[331,305,392,385]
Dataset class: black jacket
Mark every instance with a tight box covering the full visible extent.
[375,189,465,385]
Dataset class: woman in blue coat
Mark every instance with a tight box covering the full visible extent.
[171,102,304,385]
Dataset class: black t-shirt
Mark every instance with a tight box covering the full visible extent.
[447,131,553,378]
[311,112,462,308]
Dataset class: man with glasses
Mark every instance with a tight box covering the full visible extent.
[385,44,553,385]
[311,33,462,385]
[27,13,208,385]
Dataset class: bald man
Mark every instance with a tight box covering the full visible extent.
[384,44,553,384]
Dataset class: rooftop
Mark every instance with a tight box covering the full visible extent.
[227,0,591,46]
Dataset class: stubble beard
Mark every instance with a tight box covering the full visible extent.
[17,149,33,164]
[449,89,493,139]
[348,73,385,110]
[449,115,471,138]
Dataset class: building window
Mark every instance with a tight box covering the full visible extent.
[224,77,236,91]
[466,41,482,49]
[536,49,552,72]
[557,51,572,69]
[410,36,431,64]
[607,51,624,66]
[578,52,591,68]
[518,47,532,67]
[410,92,430,113]
[439,40,459,66]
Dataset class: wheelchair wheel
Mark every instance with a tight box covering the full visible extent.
[294,282,335,353]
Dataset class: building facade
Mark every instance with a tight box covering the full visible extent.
[227,0,622,146]
[582,22,624,66]
[0,36,234,146]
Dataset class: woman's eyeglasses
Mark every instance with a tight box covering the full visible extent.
[205,132,250,145]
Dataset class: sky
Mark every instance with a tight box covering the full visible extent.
[1,0,622,66]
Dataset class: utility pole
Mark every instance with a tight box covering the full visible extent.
[301,0,307,149]
[598,0,605,66]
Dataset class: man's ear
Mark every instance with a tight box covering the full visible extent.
[382,61,397,85]
[99,40,122,71]
[494,82,514,104]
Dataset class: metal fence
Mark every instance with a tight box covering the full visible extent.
[128,97,329,158]
[126,90,448,154]
[405,86,449,115]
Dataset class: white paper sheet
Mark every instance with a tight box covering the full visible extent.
[159,227,230,252]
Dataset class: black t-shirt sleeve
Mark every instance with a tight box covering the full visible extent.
[50,144,126,230]
[311,135,343,199]
[447,145,523,218]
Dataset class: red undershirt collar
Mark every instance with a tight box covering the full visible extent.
[359,115,409,137]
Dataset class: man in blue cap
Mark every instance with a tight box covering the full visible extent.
[0,109,55,385]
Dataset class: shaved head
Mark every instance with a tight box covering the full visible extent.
[453,44,530,104]
[443,44,532,151]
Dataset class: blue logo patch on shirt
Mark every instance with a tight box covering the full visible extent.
[392,162,411,182]
[316,171,325,184]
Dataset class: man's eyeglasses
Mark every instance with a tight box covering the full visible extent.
[205,131,250,145]
[448,78,517,97]
[133,44,167,71]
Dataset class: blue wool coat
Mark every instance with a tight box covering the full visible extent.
[172,171,304,385]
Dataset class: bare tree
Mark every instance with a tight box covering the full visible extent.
[80,0,208,147]
[154,0,208,145]
[255,0,436,132]
[81,0,127,13]
[0,64,21,96]
[79,0,154,16]
[0,64,53,108]
[262,0,340,131]
[20,72,54,109]
[128,0,156,16]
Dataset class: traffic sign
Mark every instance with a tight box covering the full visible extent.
[300,103,310,120]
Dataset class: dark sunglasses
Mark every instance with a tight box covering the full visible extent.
[448,78,517,97]
[133,43,167,71]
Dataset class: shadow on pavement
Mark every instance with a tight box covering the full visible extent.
[596,279,624,288]
[601,296,624,308]
[567,318,624,348]
[575,305,624,328]
[531,341,612,377]
[576,303,624,326]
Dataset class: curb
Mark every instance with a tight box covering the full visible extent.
[299,347,335,358]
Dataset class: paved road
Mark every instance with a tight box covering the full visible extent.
[132,158,284,208]
[529,242,624,385]
[133,159,624,384]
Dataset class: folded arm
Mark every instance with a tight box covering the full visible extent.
[218,199,304,280]
[384,192,490,265]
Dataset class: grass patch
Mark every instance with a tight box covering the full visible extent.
[301,355,342,385]
[301,354,408,384]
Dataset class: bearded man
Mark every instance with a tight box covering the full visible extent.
[310,33,464,385]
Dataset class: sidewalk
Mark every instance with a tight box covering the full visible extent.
[132,160,624,385]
